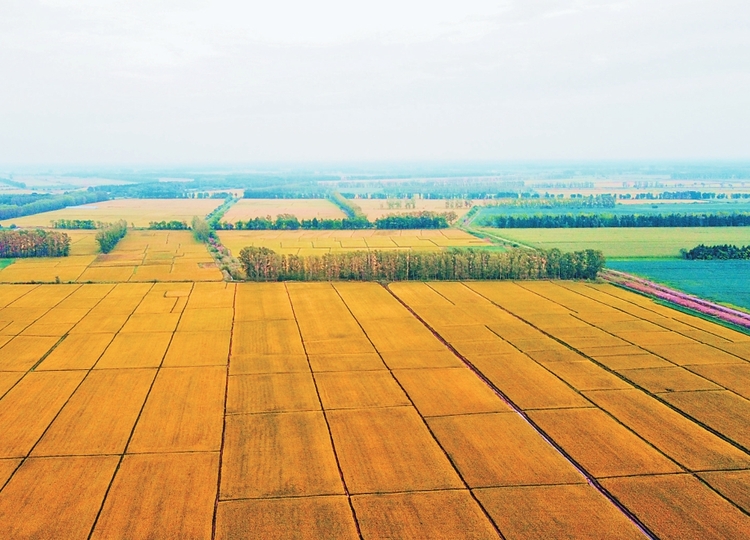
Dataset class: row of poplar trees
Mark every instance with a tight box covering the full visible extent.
[238,246,605,282]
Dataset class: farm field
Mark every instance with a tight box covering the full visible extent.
[482,227,750,258]
[0,199,223,228]
[355,198,472,220]
[476,200,750,219]
[0,230,222,283]
[0,279,748,537]
[218,228,491,256]
[221,198,346,222]
[607,259,750,312]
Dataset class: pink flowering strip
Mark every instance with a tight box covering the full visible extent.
[601,269,750,329]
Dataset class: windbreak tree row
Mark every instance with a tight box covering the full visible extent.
[95,220,128,253]
[0,229,70,257]
[238,246,605,282]
[480,212,750,228]
[682,244,750,260]
[215,211,456,230]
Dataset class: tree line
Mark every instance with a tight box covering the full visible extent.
[215,211,456,231]
[0,191,108,221]
[148,220,188,230]
[95,220,128,253]
[682,244,750,260]
[52,219,100,229]
[238,246,604,282]
[0,230,70,258]
[481,212,750,229]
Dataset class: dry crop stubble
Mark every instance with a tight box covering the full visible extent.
[698,470,750,513]
[90,452,219,540]
[0,371,85,458]
[216,496,359,540]
[426,412,584,488]
[584,389,750,471]
[325,407,464,494]
[687,363,750,399]
[617,367,721,393]
[351,490,499,540]
[226,372,320,414]
[94,332,173,369]
[162,331,231,367]
[473,484,644,540]
[313,371,411,410]
[31,369,156,457]
[660,390,750,449]
[600,474,750,539]
[392,367,511,417]
[127,366,225,453]
[0,456,119,539]
[527,408,682,478]
[220,411,344,499]
[0,335,60,371]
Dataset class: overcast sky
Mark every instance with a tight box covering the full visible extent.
[1,0,749,166]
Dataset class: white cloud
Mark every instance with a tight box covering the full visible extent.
[0,0,749,164]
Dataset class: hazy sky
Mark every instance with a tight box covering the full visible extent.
[1,0,749,165]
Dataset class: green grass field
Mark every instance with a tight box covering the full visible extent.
[479,227,750,258]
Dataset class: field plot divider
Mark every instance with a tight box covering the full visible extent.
[579,281,750,345]
[284,283,364,540]
[0,283,106,494]
[468,282,750,518]
[331,285,506,539]
[85,282,187,540]
[528,281,750,456]
[384,283,658,540]
[211,282,237,540]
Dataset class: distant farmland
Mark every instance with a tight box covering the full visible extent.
[484,227,750,258]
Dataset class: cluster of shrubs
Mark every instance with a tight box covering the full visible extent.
[481,212,750,229]
[52,219,100,229]
[148,220,188,230]
[682,244,750,260]
[238,246,604,282]
[95,220,128,253]
[0,229,70,258]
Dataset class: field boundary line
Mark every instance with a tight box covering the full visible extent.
[331,283,504,539]
[285,283,364,540]
[86,281,187,540]
[498,281,750,454]
[211,282,237,539]
[385,282,658,540]
[477,281,750,517]
[0,283,110,495]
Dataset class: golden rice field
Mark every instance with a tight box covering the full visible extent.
[218,228,490,257]
[0,199,223,228]
[355,198,472,220]
[0,230,222,283]
[0,278,748,538]
[221,198,346,222]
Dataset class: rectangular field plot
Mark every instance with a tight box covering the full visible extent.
[0,198,223,228]
[427,413,583,488]
[222,198,346,222]
[216,496,359,540]
[90,452,219,540]
[218,229,489,257]
[474,484,644,539]
[221,411,343,499]
[351,490,497,540]
[600,474,750,539]
[482,226,750,258]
